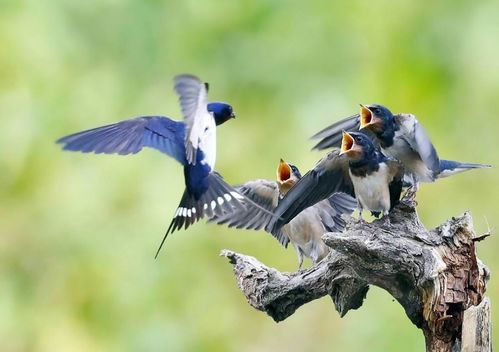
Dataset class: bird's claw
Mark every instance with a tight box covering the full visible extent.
[402,187,418,203]
[296,266,306,274]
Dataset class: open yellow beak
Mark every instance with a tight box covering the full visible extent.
[277,158,291,182]
[359,104,373,129]
[340,131,355,155]
[359,104,382,129]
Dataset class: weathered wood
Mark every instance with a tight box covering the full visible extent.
[221,200,491,351]
[461,297,491,351]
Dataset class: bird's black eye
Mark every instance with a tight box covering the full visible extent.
[374,108,381,114]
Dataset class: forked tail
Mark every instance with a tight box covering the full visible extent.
[438,160,491,179]
[154,172,279,258]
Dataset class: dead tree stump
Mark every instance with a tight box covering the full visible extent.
[221,201,491,352]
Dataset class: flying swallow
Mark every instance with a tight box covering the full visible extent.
[211,159,357,268]
[269,131,404,233]
[311,104,490,195]
[57,74,266,257]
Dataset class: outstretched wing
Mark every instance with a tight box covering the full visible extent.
[395,114,440,175]
[311,114,361,150]
[311,113,383,151]
[210,179,290,247]
[174,74,212,166]
[268,150,354,233]
[57,116,186,164]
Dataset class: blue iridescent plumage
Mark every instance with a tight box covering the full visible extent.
[57,74,250,258]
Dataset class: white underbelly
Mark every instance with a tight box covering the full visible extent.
[199,119,217,169]
[350,165,391,213]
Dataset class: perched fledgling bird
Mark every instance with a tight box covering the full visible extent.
[57,74,261,257]
[311,104,490,195]
[211,159,357,268]
[268,131,404,233]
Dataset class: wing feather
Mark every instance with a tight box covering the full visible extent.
[311,114,360,150]
[210,179,290,247]
[268,150,354,233]
[57,116,186,164]
[174,74,212,166]
[395,114,440,174]
[386,158,404,209]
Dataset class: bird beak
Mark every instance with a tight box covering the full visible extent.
[340,131,362,156]
[277,158,296,195]
[277,158,291,182]
[230,111,236,119]
[359,104,382,129]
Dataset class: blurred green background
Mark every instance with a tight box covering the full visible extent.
[1,0,498,351]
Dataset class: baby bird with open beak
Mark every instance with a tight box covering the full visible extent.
[311,104,490,198]
[210,159,356,268]
[268,131,404,234]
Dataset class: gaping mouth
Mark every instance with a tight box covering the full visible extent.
[277,159,291,182]
[360,104,373,128]
[340,131,354,155]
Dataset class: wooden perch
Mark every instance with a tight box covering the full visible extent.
[221,200,491,352]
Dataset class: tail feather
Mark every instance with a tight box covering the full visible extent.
[154,172,276,258]
[438,159,491,179]
[155,221,176,259]
[154,173,245,258]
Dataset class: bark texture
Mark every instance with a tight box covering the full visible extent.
[221,200,491,352]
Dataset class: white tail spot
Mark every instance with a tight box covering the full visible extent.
[224,193,232,201]
[210,200,217,210]
[217,197,224,205]
[175,208,181,217]
[182,208,187,217]
[187,209,192,217]
[192,207,196,214]
[203,203,208,210]
[230,191,244,200]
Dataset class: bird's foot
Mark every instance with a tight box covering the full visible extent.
[356,217,366,225]
[296,266,307,274]
[402,186,418,203]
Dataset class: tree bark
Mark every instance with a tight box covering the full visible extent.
[221,200,491,352]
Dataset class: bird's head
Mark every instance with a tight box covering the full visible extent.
[276,158,301,195]
[359,104,393,133]
[340,131,375,161]
[207,102,236,126]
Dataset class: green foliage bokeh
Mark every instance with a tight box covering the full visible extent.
[1,1,498,351]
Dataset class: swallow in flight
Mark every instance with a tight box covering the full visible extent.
[57,74,266,257]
